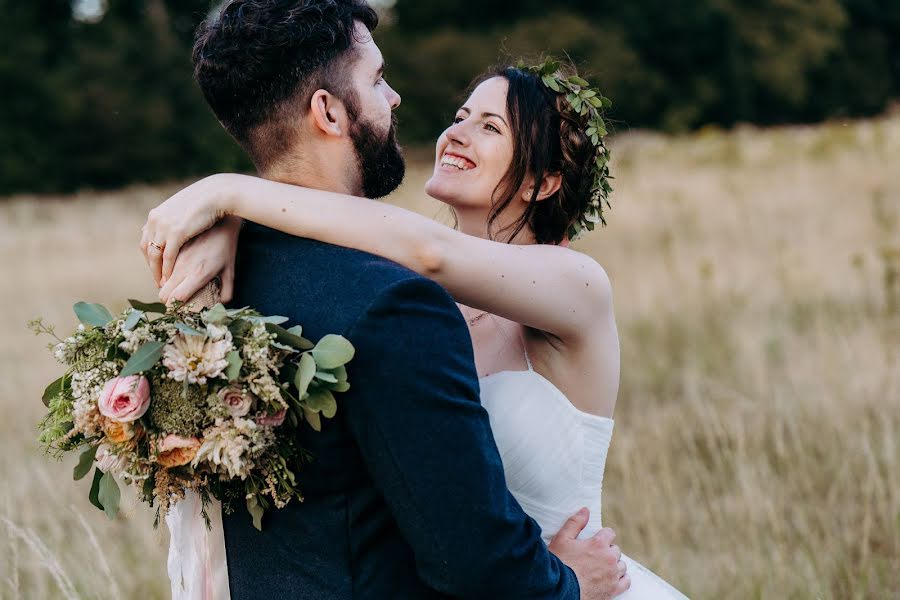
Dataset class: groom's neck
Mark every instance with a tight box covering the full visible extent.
[260,148,362,197]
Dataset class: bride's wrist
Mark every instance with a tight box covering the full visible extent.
[215,173,249,218]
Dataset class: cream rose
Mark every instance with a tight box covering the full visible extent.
[217,386,255,418]
[98,375,151,422]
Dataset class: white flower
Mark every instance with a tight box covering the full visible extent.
[94,442,128,475]
[192,417,265,480]
[206,323,232,342]
[162,333,230,385]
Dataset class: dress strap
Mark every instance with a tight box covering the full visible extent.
[520,329,534,371]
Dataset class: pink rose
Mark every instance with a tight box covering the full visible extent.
[217,386,255,418]
[98,376,151,422]
[256,408,286,427]
[156,434,201,468]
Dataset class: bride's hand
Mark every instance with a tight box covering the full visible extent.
[155,216,243,305]
[140,173,245,286]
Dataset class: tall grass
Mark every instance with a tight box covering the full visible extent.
[2,114,898,599]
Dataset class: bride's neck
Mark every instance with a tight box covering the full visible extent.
[454,205,537,245]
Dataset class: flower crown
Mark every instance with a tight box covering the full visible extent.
[517,59,614,241]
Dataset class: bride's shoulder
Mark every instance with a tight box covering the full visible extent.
[539,244,613,304]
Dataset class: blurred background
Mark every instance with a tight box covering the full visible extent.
[2,1,899,598]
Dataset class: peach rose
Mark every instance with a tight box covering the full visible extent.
[156,434,201,468]
[103,418,136,443]
[98,375,151,422]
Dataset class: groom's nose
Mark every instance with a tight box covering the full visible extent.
[384,82,401,110]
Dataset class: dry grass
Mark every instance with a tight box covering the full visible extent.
[2,114,899,599]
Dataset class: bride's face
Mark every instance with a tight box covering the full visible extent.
[424,77,515,212]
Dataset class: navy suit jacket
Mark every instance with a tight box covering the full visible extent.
[222,222,580,599]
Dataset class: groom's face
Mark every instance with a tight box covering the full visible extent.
[344,24,405,198]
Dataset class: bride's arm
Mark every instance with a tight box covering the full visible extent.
[147,173,612,341]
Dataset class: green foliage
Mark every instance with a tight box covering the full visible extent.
[119,340,166,377]
[73,302,114,328]
[0,0,897,193]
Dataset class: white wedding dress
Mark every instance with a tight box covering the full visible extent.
[167,346,687,600]
[479,346,688,599]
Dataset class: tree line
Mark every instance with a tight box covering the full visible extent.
[2,0,898,194]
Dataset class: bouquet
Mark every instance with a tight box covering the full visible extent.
[29,297,354,530]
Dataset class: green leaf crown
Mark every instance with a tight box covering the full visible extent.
[516,59,614,241]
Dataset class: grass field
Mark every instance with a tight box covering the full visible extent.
[2,114,899,599]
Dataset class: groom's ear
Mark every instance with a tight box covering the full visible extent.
[309,89,349,138]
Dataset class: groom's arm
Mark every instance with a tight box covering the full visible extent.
[342,275,579,598]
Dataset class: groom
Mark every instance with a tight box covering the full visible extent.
[188,1,628,597]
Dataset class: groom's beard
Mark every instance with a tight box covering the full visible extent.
[349,113,405,199]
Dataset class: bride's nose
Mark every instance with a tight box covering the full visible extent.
[446,120,471,147]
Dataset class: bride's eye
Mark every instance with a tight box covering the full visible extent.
[485,123,500,134]
[452,116,465,124]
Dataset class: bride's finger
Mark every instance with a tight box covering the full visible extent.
[148,244,164,287]
[161,236,187,284]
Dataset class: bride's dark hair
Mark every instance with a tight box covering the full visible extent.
[470,62,597,245]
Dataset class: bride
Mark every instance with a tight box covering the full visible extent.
[142,61,687,599]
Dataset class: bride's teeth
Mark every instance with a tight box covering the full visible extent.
[441,155,472,170]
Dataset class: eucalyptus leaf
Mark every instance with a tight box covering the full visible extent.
[88,469,104,512]
[311,335,355,369]
[98,471,120,519]
[73,445,98,480]
[248,315,289,325]
[266,323,314,351]
[303,408,322,432]
[42,374,67,407]
[225,350,242,381]
[315,372,338,383]
[228,319,252,340]
[142,473,155,501]
[306,389,337,419]
[176,322,205,336]
[331,366,348,383]
[541,75,560,92]
[287,325,304,337]
[329,380,350,393]
[128,299,168,313]
[73,302,114,327]
[122,309,144,332]
[119,340,166,377]
[294,354,316,397]
[246,496,264,531]
[568,75,590,87]
[202,304,229,325]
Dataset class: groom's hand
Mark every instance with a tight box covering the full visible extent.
[548,508,630,600]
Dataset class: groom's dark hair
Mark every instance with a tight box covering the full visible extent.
[192,0,379,170]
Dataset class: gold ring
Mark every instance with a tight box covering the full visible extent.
[149,241,164,252]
